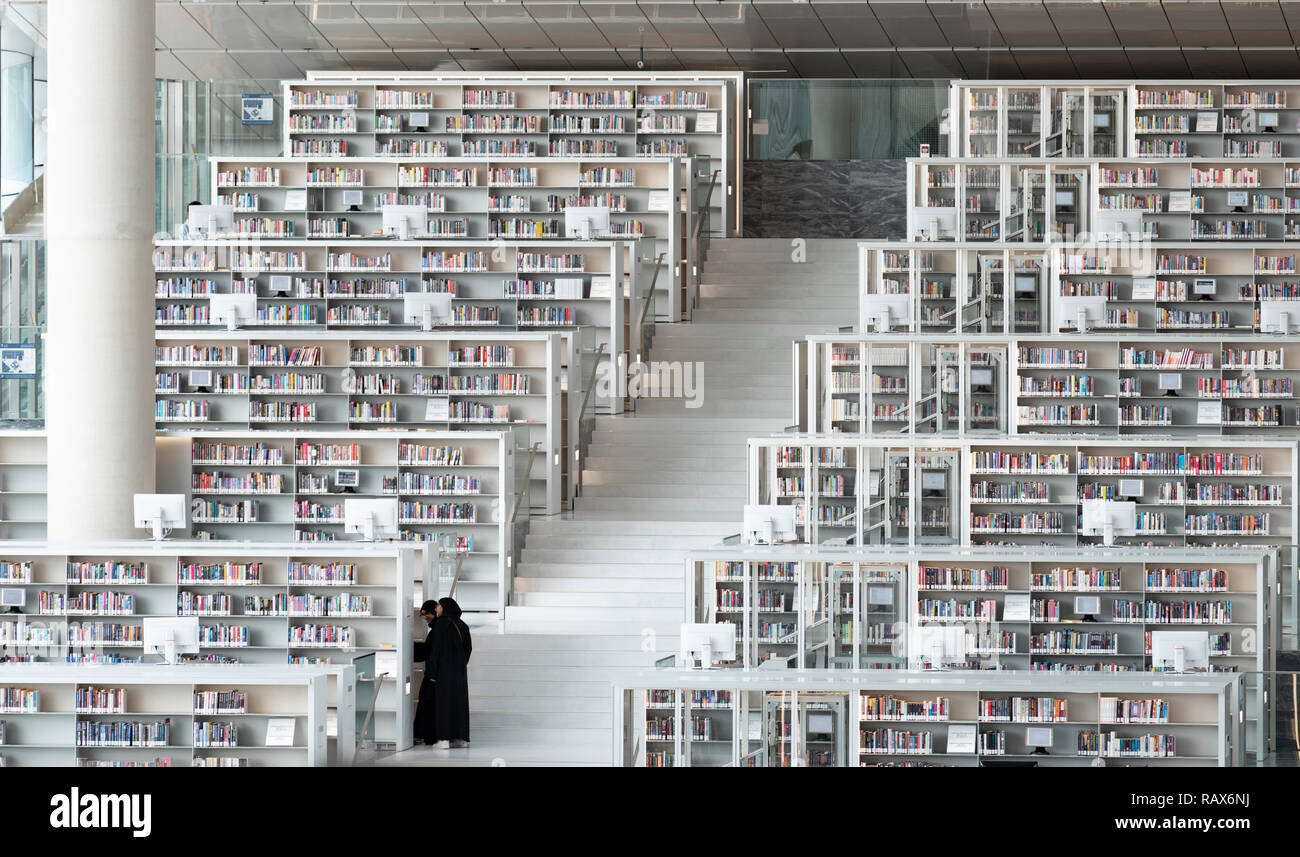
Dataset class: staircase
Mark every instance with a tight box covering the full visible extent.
[463,239,861,764]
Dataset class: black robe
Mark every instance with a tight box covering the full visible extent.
[412,620,438,743]
[427,615,472,742]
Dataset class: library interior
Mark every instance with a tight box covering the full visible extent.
[4,0,1300,776]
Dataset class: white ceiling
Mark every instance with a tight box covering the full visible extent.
[15,1,1300,80]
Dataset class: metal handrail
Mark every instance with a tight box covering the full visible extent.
[357,672,389,751]
[637,251,667,334]
[693,169,721,240]
[446,551,466,599]
[509,442,544,525]
[577,342,608,421]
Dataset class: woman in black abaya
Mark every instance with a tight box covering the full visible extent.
[412,600,439,744]
[427,596,472,748]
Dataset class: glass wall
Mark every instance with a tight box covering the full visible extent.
[749,79,949,160]
[0,238,44,425]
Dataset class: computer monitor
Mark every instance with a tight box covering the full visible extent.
[381,204,427,239]
[143,616,199,665]
[970,367,995,394]
[1118,478,1143,498]
[1193,278,1216,297]
[1259,111,1279,131]
[806,712,835,742]
[403,292,453,331]
[1,588,24,608]
[334,469,360,491]
[909,624,967,670]
[1053,189,1076,212]
[269,275,293,295]
[1158,373,1182,395]
[742,504,798,545]
[209,293,257,331]
[1080,499,1137,546]
[862,294,913,333]
[1014,273,1037,297]
[1075,596,1101,620]
[1260,299,1300,333]
[1150,631,1211,673]
[342,190,364,211]
[1095,211,1143,239]
[1025,726,1053,755]
[921,470,946,498]
[563,205,611,239]
[1093,113,1111,130]
[133,493,187,541]
[911,206,958,241]
[409,111,430,131]
[1228,190,1249,210]
[188,369,213,391]
[679,623,737,668]
[343,498,398,541]
[1053,295,1107,333]
[185,204,235,239]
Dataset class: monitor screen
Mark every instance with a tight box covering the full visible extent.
[970,368,994,387]
[1025,727,1054,747]
[1260,111,1279,127]
[1193,278,1216,295]
[1093,113,1111,130]
[1158,373,1182,390]
[1054,189,1075,209]
[1227,191,1249,207]
[1014,274,1037,296]
[921,472,945,491]
[1075,596,1101,615]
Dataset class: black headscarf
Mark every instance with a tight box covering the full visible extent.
[437,597,462,620]
[436,597,471,662]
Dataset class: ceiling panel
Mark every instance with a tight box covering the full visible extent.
[355,4,442,50]
[671,49,741,69]
[168,50,252,81]
[179,2,277,51]
[502,49,573,70]
[951,48,1022,78]
[238,4,333,50]
[1041,2,1121,46]
[869,2,948,47]
[523,3,608,48]
[449,49,519,71]
[928,1,1005,48]
[725,49,798,74]
[636,3,723,49]
[616,47,685,70]
[698,2,780,49]
[1009,49,1078,77]
[785,49,854,78]
[155,51,195,80]
[1220,1,1297,46]
[227,51,307,80]
[750,2,835,50]
[809,1,895,49]
[155,2,221,50]
[1066,48,1135,77]
[307,7,389,51]
[583,3,667,48]
[1239,47,1300,75]
[1161,1,1235,46]
[986,2,1064,47]
[413,3,495,49]
[842,49,913,78]
[391,49,457,70]
[896,47,967,78]
[1102,2,1177,46]
[464,3,553,49]
[561,49,631,70]
[1124,47,1191,76]
[1180,47,1248,76]
[338,50,407,71]
[284,50,353,74]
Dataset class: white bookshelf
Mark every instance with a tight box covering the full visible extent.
[203,154,688,321]
[747,436,1298,552]
[802,332,1300,436]
[0,541,414,749]
[0,664,337,767]
[949,80,1300,162]
[0,432,46,541]
[284,71,740,238]
[153,330,562,514]
[615,669,1242,767]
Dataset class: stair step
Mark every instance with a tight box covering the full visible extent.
[467,679,619,698]
[472,632,651,650]
[513,575,683,593]
[513,591,683,608]
[581,470,746,486]
[520,533,723,548]
[468,695,612,714]
[581,456,746,471]
[526,519,732,535]
[579,483,746,498]
[468,711,610,730]
[521,547,703,563]
[515,562,688,578]
[570,498,743,515]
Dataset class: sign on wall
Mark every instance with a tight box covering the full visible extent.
[0,343,36,379]
[241,93,275,126]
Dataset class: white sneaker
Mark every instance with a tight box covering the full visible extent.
[451,739,469,748]
[432,740,450,749]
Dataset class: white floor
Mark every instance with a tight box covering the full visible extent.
[369,738,609,767]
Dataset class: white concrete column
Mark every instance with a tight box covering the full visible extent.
[45,0,156,539]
